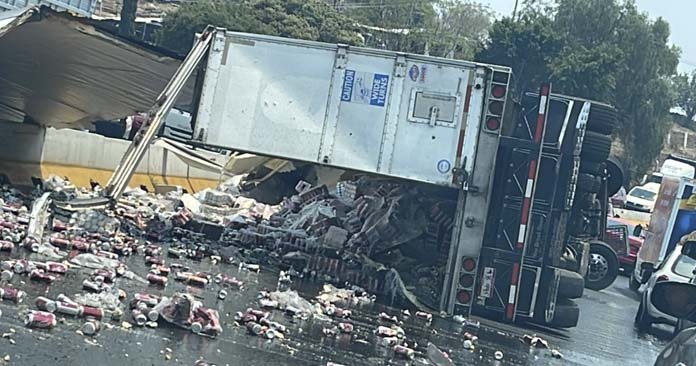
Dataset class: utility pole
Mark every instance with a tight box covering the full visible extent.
[512,0,519,21]
[119,0,138,38]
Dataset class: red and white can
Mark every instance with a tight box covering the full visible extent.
[133,293,160,306]
[29,269,56,283]
[0,240,13,251]
[0,287,24,303]
[82,320,100,335]
[337,322,354,334]
[35,296,58,312]
[45,261,68,274]
[81,306,104,320]
[145,256,164,266]
[25,311,57,329]
[146,273,167,286]
[56,301,82,316]
[131,309,147,326]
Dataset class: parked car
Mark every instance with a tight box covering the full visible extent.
[607,217,644,273]
[650,280,696,365]
[625,182,660,212]
[635,242,696,331]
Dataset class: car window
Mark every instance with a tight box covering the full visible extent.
[672,254,696,278]
[630,188,657,200]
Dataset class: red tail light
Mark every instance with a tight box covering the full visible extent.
[492,85,507,99]
[456,290,471,304]
[462,257,476,272]
[459,274,475,288]
[657,274,669,282]
[485,117,501,131]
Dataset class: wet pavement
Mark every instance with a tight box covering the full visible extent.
[0,237,670,366]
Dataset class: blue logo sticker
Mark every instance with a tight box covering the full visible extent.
[341,69,355,102]
[437,159,451,174]
[408,65,420,81]
[370,74,389,107]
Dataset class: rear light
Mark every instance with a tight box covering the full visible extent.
[657,274,669,282]
[486,117,501,131]
[456,290,471,304]
[488,101,504,115]
[492,85,507,99]
[462,257,476,272]
[459,274,474,287]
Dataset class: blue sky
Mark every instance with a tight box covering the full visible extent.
[479,0,695,74]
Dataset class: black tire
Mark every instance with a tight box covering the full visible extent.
[549,299,580,328]
[587,105,617,135]
[629,272,641,292]
[557,268,585,299]
[581,131,612,162]
[585,242,619,291]
[606,156,625,197]
[580,161,606,175]
[576,173,601,193]
[634,292,654,332]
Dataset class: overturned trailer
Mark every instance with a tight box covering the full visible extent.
[98,29,622,328]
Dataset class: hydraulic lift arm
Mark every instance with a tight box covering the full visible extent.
[102,26,217,202]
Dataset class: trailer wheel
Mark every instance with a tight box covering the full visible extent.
[557,268,584,299]
[581,132,612,162]
[576,173,601,193]
[585,242,619,291]
[605,156,625,197]
[549,299,580,328]
[579,161,606,175]
[586,105,617,135]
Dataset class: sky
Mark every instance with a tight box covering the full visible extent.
[478,0,696,74]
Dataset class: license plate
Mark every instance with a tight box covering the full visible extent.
[480,267,495,298]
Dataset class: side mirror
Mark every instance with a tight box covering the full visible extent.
[633,225,643,237]
[682,241,696,260]
[651,281,696,322]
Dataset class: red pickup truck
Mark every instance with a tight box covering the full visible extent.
[608,217,644,271]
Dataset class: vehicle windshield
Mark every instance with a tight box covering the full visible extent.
[672,254,696,278]
[630,188,657,200]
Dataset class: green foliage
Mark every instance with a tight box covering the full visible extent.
[477,0,680,182]
[672,72,696,128]
[348,0,492,59]
[156,0,363,54]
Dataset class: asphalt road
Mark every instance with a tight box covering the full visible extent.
[0,248,670,366]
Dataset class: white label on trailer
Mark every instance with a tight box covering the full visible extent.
[480,267,496,298]
[341,69,389,107]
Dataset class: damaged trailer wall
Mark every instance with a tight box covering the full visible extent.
[0,6,192,129]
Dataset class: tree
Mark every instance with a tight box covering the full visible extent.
[476,0,680,181]
[119,0,138,38]
[425,0,493,60]
[157,0,363,54]
[673,72,696,126]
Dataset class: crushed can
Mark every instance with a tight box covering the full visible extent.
[25,311,56,329]
[337,322,354,334]
[393,345,415,359]
[0,240,13,251]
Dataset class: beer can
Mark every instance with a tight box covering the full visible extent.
[56,293,76,305]
[337,322,354,334]
[222,276,244,289]
[35,296,57,313]
[82,279,103,292]
[147,273,167,286]
[56,301,82,316]
[0,240,13,251]
[246,309,269,319]
[1,270,13,281]
[45,261,68,274]
[147,309,159,322]
[81,306,104,320]
[96,250,118,260]
[30,269,56,283]
[245,322,263,336]
[376,326,397,337]
[393,345,415,359]
[187,276,208,287]
[415,311,433,322]
[131,309,147,326]
[191,321,203,334]
[133,293,159,307]
[93,269,116,283]
[49,236,71,249]
[145,256,164,266]
[218,289,227,300]
[25,311,56,329]
[82,320,100,335]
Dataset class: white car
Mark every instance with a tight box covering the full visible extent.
[625,182,660,212]
[635,243,696,331]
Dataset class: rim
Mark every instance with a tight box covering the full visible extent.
[587,252,609,282]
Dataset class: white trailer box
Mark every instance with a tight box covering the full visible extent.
[193,31,511,188]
